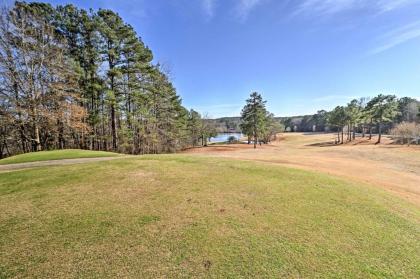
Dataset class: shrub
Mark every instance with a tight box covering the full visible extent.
[390,122,420,145]
[227,136,237,144]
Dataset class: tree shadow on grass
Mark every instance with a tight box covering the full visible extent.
[306,141,337,147]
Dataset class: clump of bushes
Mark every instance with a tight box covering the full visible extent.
[227,136,238,144]
[390,122,420,145]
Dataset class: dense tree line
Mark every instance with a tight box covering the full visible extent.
[281,95,419,143]
[0,2,212,157]
[298,94,420,144]
[326,95,415,144]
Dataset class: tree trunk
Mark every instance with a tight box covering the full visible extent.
[19,128,27,153]
[2,140,11,157]
[5,141,10,157]
[347,124,351,141]
[109,48,117,151]
[254,133,257,149]
[377,123,382,144]
[13,80,27,153]
[58,123,65,150]
[341,127,344,144]
[0,141,3,159]
[34,124,41,152]
[111,104,117,150]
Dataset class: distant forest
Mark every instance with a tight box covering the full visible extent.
[211,96,419,136]
[281,96,419,134]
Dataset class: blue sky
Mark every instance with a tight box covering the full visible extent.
[6,0,420,117]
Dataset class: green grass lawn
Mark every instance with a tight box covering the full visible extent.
[0,155,419,278]
[0,149,120,165]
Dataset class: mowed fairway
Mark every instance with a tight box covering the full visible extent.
[0,155,419,278]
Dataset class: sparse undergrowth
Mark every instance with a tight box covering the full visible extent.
[0,149,120,165]
[0,155,419,278]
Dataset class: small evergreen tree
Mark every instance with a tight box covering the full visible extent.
[240,92,268,149]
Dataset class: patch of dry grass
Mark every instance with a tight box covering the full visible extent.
[184,133,420,205]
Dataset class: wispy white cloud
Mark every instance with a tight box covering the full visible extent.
[376,0,419,12]
[295,0,420,16]
[295,0,360,16]
[235,0,265,21]
[370,20,420,54]
[200,0,266,21]
[291,0,420,55]
[201,0,217,19]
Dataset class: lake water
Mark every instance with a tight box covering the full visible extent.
[209,133,243,143]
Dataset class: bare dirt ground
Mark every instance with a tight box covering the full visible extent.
[184,133,420,206]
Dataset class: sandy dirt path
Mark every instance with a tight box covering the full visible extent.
[0,156,129,173]
[184,133,420,206]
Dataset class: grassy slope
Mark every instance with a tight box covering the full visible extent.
[0,149,119,165]
[0,155,419,278]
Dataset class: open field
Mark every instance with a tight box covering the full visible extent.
[0,150,119,165]
[185,133,420,205]
[1,1,419,277]
[1,135,420,278]
[0,154,419,278]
